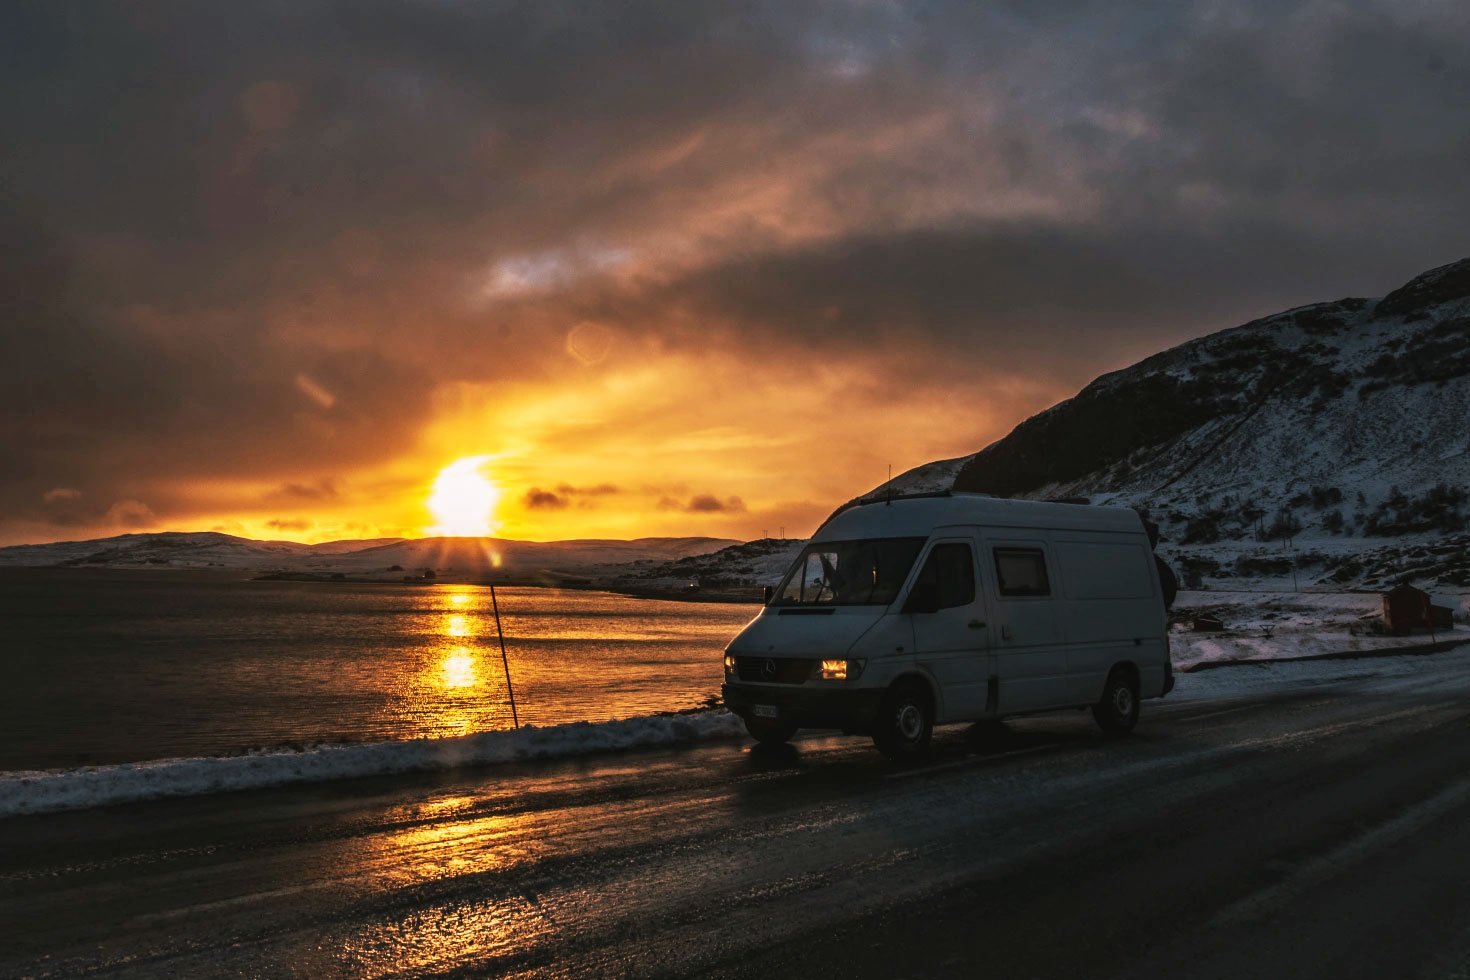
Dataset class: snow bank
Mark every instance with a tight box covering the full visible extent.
[1171,631,1467,671]
[1168,590,1468,670]
[1167,648,1470,702]
[0,711,747,819]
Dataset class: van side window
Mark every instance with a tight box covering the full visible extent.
[913,543,976,609]
[994,548,1050,596]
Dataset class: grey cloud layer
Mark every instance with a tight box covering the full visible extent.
[2,1,1469,531]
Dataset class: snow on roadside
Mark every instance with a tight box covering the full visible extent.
[0,711,746,819]
[1169,590,1467,670]
[1164,647,1470,703]
[1171,630,1467,671]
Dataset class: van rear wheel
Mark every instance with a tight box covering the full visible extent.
[1093,668,1140,734]
[744,717,798,745]
[872,682,934,760]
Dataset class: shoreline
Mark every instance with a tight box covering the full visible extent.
[7,644,1469,815]
[1,564,768,604]
[595,583,763,605]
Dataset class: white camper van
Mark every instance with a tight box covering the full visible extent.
[721,493,1173,758]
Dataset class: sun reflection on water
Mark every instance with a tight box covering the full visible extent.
[391,586,513,740]
[441,647,480,689]
[401,583,752,742]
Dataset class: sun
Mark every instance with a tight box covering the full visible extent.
[428,456,502,537]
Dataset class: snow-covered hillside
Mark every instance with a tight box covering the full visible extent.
[863,257,1470,591]
[0,531,738,578]
[872,453,978,497]
[0,532,338,569]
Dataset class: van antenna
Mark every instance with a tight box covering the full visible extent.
[886,464,892,505]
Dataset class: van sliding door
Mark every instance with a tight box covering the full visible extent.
[906,537,991,722]
[984,538,1067,713]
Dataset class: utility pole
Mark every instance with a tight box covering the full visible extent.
[489,582,519,729]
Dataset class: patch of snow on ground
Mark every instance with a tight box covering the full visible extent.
[0,711,746,819]
[1164,647,1470,703]
[1169,590,1467,670]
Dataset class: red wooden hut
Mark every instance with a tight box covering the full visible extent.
[1382,584,1431,635]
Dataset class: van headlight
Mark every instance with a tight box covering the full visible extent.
[815,658,865,681]
[724,653,737,677]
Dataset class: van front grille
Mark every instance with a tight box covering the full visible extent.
[734,657,812,684]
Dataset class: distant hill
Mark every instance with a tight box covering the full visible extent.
[600,538,806,600]
[0,531,739,579]
[862,257,1470,591]
[0,532,339,569]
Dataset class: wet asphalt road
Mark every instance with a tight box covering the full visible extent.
[3,651,1470,979]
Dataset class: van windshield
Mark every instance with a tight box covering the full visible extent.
[773,537,926,606]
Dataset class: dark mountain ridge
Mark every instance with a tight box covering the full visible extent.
[870,257,1470,588]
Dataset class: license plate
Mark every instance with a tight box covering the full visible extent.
[752,704,778,719]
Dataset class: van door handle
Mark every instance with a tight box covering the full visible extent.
[968,620,987,629]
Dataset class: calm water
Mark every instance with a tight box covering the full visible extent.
[0,569,757,771]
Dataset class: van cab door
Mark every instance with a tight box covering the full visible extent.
[905,535,992,722]
[981,536,1067,713]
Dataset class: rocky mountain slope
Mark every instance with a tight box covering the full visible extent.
[871,257,1470,590]
[600,538,805,601]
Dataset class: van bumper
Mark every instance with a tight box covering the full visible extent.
[722,682,884,732]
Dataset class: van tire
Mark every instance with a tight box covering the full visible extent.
[744,718,798,745]
[872,682,934,760]
[1093,668,1140,734]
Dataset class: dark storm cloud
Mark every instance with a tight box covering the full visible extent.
[3,1,1469,536]
[269,479,341,502]
[658,494,747,514]
[556,2,1470,370]
[524,488,570,510]
[556,483,620,496]
[525,484,622,510]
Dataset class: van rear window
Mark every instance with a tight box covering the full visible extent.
[994,548,1050,596]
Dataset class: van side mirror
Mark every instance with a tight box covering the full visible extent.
[762,585,775,605]
[903,582,940,615]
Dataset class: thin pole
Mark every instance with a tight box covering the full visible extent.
[489,583,519,729]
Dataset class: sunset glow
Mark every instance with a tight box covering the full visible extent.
[5,3,1461,550]
[427,457,502,537]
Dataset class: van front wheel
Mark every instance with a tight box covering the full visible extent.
[744,718,798,745]
[872,683,934,760]
[1093,668,1140,734]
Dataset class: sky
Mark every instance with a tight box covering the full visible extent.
[2,1,1468,545]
